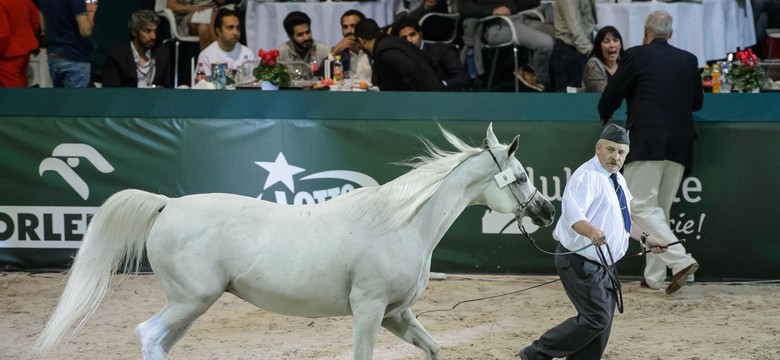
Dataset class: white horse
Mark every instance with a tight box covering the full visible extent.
[35,123,555,360]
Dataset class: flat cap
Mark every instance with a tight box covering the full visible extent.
[600,123,630,145]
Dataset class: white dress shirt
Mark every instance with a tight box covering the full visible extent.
[553,155,632,264]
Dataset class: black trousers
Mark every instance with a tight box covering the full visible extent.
[525,243,616,360]
[550,40,588,93]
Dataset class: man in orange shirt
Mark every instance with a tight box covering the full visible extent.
[0,0,40,87]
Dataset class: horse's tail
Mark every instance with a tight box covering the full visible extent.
[34,189,169,357]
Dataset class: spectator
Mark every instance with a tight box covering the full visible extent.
[166,0,221,50]
[752,0,780,56]
[38,0,97,88]
[196,8,254,82]
[598,10,702,295]
[391,17,470,91]
[518,124,668,360]
[102,10,172,88]
[328,10,372,82]
[355,18,444,91]
[458,0,554,91]
[550,0,597,92]
[582,26,623,93]
[0,0,40,88]
[277,11,331,78]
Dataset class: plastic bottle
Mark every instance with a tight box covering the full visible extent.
[309,51,319,76]
[466,47,478,79]
[195,62,207,83]
[701,65,712,93]
[711,64,721,93]
[213,62,226,90]
[332,55,343,84]
[719,61,731,93]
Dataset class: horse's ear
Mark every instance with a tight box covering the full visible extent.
[507,135,520,157]
[486,123,499,148]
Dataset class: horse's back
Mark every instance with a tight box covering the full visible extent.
[145,193,372,317]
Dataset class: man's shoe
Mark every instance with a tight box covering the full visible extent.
[517,347,532,360]
[515,66,544,92]
[639,278,651,288]
[666,263,699,294]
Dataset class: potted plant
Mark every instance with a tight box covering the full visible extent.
[253,49,290,90]
[727,49,771,93]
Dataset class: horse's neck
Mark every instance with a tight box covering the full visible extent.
[408,155,488,252]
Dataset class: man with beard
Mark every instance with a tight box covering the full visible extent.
[196,8,255,81]
[327,10,371,82]
[102,10,172,88]
[355,18,443,91]
[277,11,331,78]
[391,17,469,91]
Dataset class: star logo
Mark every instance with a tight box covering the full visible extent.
[255,153,306,192]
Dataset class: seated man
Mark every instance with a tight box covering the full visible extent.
[391,17,469,91]
[277,11,331,78]
[355,18,444,91]
[102,10,172,88]
[328,10,372,82]
[196,8,255,82]
[458,0,553,91]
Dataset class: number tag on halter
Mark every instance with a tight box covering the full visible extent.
[494,169,516,188]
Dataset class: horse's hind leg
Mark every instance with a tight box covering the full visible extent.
[135,293,221,360]
[381,308,441,360]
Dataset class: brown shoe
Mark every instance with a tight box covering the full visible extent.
[515,66,544,92]
[639,278,651,288]
[666,263,699,294]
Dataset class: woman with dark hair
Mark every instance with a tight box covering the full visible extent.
[583,26,623,92]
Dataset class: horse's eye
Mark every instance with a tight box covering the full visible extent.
[516,174,528,183]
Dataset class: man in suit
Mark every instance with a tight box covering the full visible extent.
[598,10,702,295]
[355,18,444,91]
[391,17,470,91]
[102,10,172,88]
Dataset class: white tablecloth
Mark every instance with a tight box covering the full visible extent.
[247,0,398,54]
[597,0,756,67]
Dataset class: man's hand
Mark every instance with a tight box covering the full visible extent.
[644,236,669,254]
[423,0,439,10]
[492,6,511,16]
[332,36,358,56]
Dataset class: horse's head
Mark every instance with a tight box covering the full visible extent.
[479,124,555,227]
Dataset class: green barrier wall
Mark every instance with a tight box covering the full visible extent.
[1,89,778,281]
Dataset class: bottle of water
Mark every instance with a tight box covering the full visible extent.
[333,55,343,85]
[466,48,478,79]
[213,62,226,90]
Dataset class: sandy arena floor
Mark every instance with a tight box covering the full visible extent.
[1,272,778,359]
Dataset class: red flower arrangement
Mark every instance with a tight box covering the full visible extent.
[727,49,770,92]
[253,49,290,87]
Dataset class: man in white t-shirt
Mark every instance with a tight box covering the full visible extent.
[196,8,255,82]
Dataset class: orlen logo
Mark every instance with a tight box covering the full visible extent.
[39,144,114,200]
[254,152,378,204]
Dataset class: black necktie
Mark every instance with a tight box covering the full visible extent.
[610,173,631,233]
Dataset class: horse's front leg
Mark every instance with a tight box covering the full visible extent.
[350,298,387,360]
[381,307,441,360]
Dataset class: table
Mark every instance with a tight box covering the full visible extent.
[246,0,399,54]
[596,0,756,67]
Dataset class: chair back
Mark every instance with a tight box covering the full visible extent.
[420,13,460,44]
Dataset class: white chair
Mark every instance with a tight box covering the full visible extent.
[155,0,199,87]
[420,12,460,45]
[480,8,545,92]
[767,29,780,60]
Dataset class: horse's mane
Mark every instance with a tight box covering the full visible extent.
[335,126,486,228]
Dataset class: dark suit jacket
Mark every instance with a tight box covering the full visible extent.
[102,44,172,88]
[371,35,445,91]
[423,43,470,91]
[598,39,703,175]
